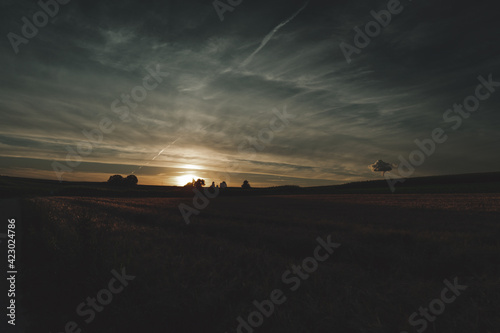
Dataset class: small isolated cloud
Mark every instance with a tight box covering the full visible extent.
[369,160,394,176]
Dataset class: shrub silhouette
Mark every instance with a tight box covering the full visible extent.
[184,178,205,189]
[184,179,195,188]
[107,175,138,186]
[194,179,205,189]
[241,180,251,189]
[107,175,124,185]
[125,175,138,186]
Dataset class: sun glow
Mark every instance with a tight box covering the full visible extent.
[182,164,203,170]
[176,174,199,186]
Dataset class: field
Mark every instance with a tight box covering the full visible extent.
[18,193,500,333]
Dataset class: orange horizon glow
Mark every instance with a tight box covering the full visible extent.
[175,174,201,186]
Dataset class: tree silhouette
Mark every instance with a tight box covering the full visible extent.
[107,174,138,186]
[194,179,205,189]
[184,178,205,189]
[107,175,124,185]
[184,180,195,188]
[369,160,394,176]
[124,174,138,186]
[241,180,251,189]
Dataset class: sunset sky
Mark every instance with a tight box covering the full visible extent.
[1,0,499,186]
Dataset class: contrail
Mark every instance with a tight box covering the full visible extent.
[131,137,181,174]
[241,1,309,68]
[131,1,308,176]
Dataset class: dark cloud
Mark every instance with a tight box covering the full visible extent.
[1,0,499,185]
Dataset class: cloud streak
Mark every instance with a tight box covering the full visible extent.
[0,0,499,186]
[240,1,309,68]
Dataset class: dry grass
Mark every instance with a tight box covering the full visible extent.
[21,194,500,333]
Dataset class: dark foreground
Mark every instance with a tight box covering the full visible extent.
[18,194,500,332]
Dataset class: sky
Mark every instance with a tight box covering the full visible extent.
[0,0,499,187]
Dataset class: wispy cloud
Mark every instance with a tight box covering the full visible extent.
[241,1,309,68]
[1,0,499,185]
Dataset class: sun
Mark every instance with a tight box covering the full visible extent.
[176,174,199,186]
